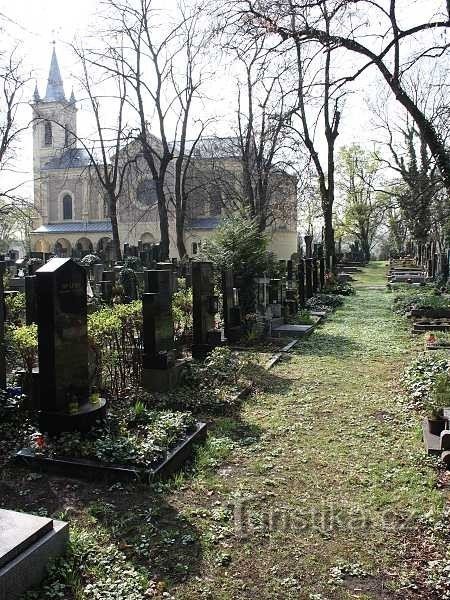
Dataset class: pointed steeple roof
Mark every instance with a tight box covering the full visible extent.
[33,82,40,103]
[44,45,66,103]
[69,88,76,104]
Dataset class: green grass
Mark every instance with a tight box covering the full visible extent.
[18,262,449,599]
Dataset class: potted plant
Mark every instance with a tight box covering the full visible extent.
[426,372,450,434]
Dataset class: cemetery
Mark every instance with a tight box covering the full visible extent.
[1,0,450,598]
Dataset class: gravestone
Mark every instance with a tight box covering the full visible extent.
[222,270,242,343]
[285,261,297,316]
[304,235,313,259]
[304,258,313,299]
[25,276,37,325]
[312,259,319,293]
[192,262,221,359]
[36,258,106,434]
[0,509,68,600]
[142,269,187,391]
[297,261,305,308]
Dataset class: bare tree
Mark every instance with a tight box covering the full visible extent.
[242,0,450,196]
[234,38,294,231]
[0,33,33,249]
[98,0,212,259]
[285,1,343,266]
[75,46,136,261]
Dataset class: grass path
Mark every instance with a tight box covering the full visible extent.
[168,262,444,599]
[17,262,447,599]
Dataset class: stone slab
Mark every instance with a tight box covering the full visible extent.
[273,324,315,338]
[16,422,207,483]
[0,510,53,570]
[0,512,68,600]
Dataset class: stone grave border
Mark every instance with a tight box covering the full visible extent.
[16,422,207,484]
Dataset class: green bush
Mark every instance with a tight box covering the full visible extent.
[306,294,344,312]
[204,211,273,313]
[392,287,449,316]
[30,402,195,469]
[290,309,314,325]
[402,352,449,409]
[88,301,143,395]
[159,347,254,414]
[9,324,38,373]
[172,278,193,342]
[325,281,355,296]
[5,293,26,324]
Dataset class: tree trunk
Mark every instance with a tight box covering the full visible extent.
[322,207,335,269]
[109,199,122,261]
[157,187,170,260]
[176,212,187,259]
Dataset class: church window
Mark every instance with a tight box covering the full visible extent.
[44,121,52,146]
[209,189,222,216]
[62,194,73,220]
[64,124,70,147]
[104,195,111,218]
[136,179,158,208]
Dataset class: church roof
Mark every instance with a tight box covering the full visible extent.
[186,216,221,230]
[33,221,112,234]
[44,47,66,102]
[42,148,91,170]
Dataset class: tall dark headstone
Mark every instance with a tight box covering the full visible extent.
[25,276,37,325]
[142,269,187,391]
[192,262,220,359]
[319,257,326,290]
[297,261,305,308]
[312,259,319,293]
[36,259,105,434]
[222,270,242,343]
[304,259,313,300]
[304,235,313,259]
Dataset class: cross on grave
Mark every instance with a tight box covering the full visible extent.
[36,258,106,434]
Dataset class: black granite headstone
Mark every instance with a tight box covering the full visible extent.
[192,262,220,359]
[36,258,105,433]
[304,258,313,299]
[222,270,242,343]
[25,276,37,325]
[297,261,305,308]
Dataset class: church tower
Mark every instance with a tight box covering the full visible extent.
[32,45,77,173]
[32,45,78,228]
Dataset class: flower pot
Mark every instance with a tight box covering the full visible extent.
[428,417,448,436]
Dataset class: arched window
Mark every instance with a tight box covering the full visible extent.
[64,125,70,147]
[209,190,222,216]
[44,121,52,146]
[103,195,111,218]
[62,194,73,220]
[136,179,158,208]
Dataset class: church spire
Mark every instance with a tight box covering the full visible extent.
[44,44,66,103]
[33,82,40,103]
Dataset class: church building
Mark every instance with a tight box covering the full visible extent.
[30,48,298,260]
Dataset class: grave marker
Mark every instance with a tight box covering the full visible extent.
[192,262,220,359]
[36,258,106,434]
